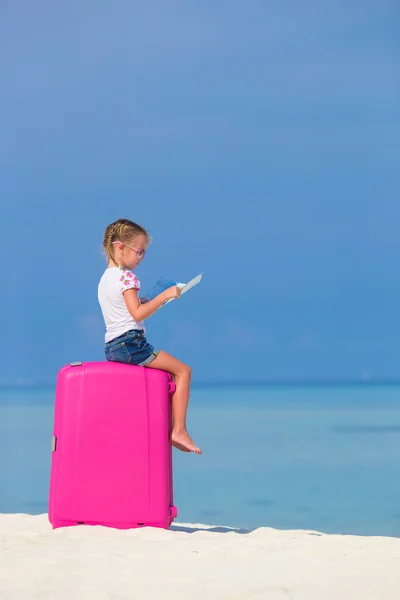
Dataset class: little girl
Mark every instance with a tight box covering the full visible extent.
[98,218,201,455]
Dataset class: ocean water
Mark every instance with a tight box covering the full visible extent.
[1,384,400,537]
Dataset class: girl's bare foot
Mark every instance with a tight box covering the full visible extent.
[171,430,202,454]
[172,440,190,452]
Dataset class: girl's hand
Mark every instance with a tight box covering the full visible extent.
[162,285,182,302]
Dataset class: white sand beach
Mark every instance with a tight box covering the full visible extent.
[1,514,400,600]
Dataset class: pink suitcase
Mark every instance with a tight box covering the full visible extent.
[48,361,178,529]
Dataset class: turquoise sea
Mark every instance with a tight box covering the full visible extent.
[1,384,400,537]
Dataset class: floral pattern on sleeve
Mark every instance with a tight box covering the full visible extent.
[118,269,141,294]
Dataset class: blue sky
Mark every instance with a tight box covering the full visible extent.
[1,1,399,384]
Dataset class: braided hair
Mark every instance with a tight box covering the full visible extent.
[103,218,151,266]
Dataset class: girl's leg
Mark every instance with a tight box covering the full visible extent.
[145,350,201,455]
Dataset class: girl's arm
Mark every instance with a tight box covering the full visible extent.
[123,286,181,322]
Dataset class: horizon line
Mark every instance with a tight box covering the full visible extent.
[2,377,400,390]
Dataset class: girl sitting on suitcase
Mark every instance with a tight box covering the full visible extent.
[98,218,201,455]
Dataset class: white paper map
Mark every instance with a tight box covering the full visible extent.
[163,273,203,305]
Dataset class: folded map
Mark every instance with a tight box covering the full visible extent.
[143,273,203,306]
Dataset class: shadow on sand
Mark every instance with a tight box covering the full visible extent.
[170,524,252,534]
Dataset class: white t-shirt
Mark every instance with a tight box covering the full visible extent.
[98,267,145,343]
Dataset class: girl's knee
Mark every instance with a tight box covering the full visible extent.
[178,363,192,380]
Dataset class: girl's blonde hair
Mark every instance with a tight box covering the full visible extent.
[103,218,151,265]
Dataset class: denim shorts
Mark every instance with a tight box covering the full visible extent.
[105,330,160,367]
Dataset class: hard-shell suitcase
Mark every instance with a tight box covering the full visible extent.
[48,361,178,529]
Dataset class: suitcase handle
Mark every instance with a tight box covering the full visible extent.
[168,381,176,394]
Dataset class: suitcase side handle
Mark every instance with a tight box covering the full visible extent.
[168,380,176,394]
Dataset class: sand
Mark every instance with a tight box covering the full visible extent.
[1,514,400,599]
